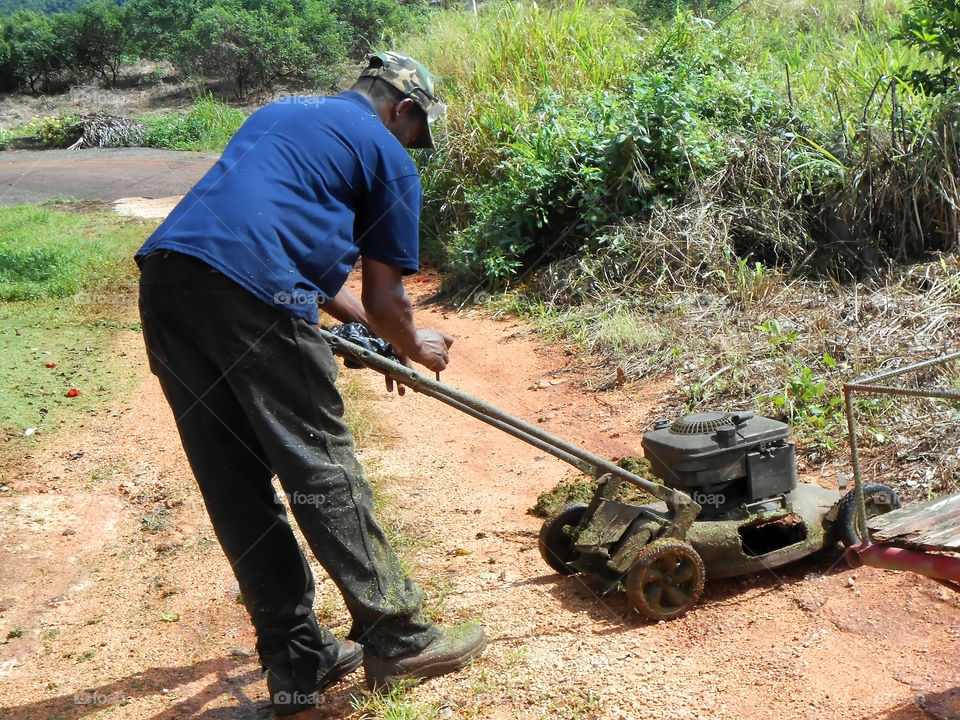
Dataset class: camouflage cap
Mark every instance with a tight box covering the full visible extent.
[360,52,445,149]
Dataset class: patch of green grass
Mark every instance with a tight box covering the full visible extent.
[140,93,246,152]
[0,205,149,301]
[0,204,156,435]
[139,508,172,534]
[351,680,444,720]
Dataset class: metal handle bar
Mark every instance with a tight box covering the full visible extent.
[319,328,697,516]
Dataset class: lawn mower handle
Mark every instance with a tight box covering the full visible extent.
[320,328,701,535]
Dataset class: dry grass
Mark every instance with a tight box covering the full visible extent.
[521,164,960,502]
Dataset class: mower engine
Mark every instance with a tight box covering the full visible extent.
[641,410,797,518]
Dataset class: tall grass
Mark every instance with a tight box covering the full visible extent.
[408,0,640,179]
[407,0,954,287]
[141,93,246,151]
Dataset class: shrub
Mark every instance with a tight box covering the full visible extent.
[141,93,246,150]
[24,112,82,148]
[421,7,788,289]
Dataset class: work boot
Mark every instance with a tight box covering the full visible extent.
[270,640,364,716]
[317,639,364,692]
[363,622,486,689]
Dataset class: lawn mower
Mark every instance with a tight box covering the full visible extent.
[321,325,901,621]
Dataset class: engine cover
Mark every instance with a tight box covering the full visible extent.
[641,411,797,517]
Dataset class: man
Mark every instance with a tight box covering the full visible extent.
[136,52,486,718]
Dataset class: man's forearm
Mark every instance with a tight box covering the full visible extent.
[362,282,420,359]
[323,286,368,326]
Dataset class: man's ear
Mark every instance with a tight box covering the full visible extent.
[393,97,417,120]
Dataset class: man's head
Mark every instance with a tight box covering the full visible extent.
[351,52,444,149]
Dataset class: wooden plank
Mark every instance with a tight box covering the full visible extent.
[868,492,960,552]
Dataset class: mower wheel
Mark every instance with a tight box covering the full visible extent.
[837,482,902,547]
[539,503,588,575]
[626,538,705,621]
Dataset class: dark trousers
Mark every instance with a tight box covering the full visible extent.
[138,252,438,712]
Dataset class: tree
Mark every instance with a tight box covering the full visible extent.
[124,0,206,61]
[5,10,67,92]
[63,0,131,86]
[0,26,15,91]
[170,0,337,97]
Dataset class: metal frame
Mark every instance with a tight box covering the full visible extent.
[844,350,960,543]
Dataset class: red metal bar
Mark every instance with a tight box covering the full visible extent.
[845,542,960,587]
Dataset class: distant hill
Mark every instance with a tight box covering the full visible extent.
[0,0,110,15]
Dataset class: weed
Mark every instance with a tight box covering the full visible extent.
[351,680,444,719]
[756,318,799,348]
[139,508,172,534]
[140,93,245,151]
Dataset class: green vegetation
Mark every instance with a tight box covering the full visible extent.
[351,680,444,719]
[0,0,431,95]
[140,93,245,150]
[0,204,155,435]
[414,0,949,288]
[0,0,90,14]
[1,0,958,488]
[406,0,960,485]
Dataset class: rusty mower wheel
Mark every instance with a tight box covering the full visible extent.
[837,483,902,547]
[539,503,588,575]
[626,538,705,621]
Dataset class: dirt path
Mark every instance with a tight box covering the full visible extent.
[0,270,959,720]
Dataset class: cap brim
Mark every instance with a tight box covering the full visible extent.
[409,120,434,150]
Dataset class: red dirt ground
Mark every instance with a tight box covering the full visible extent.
[0,264,957,720]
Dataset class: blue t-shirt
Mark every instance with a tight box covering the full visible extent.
[136,92,421,323]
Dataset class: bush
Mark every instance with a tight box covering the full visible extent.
[24,112,82,148]
[141,93,246,150]
[420,7,788,289]
[168,0,339,97]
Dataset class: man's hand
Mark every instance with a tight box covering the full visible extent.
[407,329,454,372]
[387,329,453,396]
